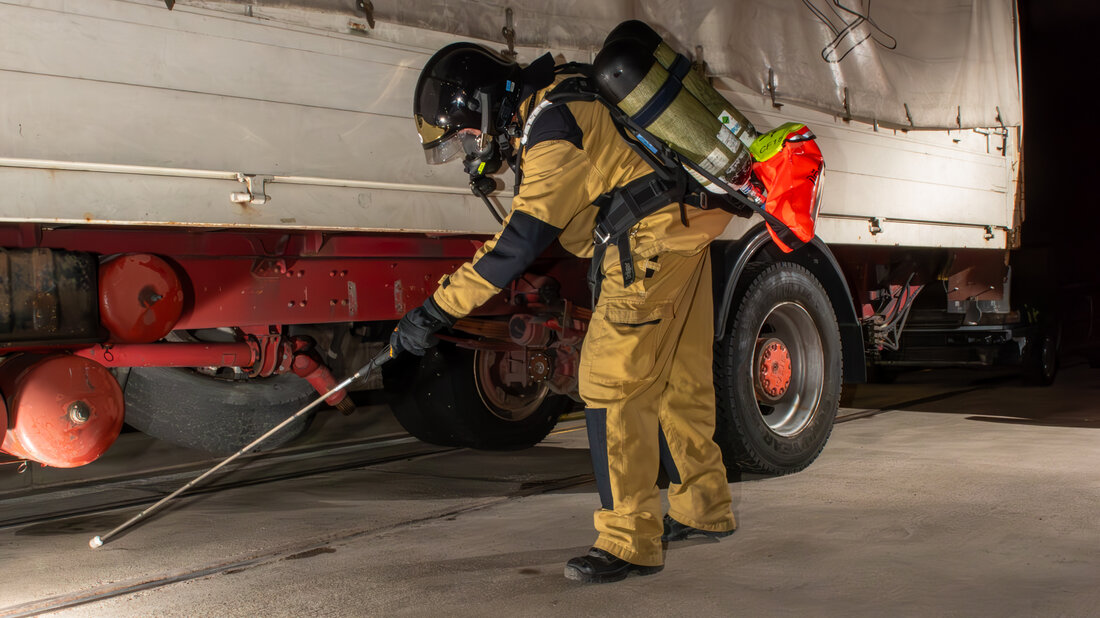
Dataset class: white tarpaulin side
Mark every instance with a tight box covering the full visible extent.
[646,0,1022,130]
[353,0,1021,130]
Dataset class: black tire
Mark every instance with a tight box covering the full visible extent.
[714,262,843,475]
[124,366,318,455]
[1022,328,1059,386]
[382,341,570,450]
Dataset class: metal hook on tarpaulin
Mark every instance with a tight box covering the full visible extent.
[691,45,711,85]
[994,106,1008,156]
[357,0,376,29]
[501,8,517,61]
[767,68,783,110]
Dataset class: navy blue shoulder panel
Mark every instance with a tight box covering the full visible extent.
[526,103,584,151]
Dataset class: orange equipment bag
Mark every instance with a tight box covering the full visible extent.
[749,123,825,253]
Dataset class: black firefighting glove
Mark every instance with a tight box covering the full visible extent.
[390,296,456,357]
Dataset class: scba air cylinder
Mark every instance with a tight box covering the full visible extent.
[593,20,758,194]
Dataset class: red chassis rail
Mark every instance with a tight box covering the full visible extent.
[0,225,589,329]
[0,225,590,369]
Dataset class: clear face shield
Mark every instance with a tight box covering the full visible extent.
[416,81,495,165]
[419,127,491,165]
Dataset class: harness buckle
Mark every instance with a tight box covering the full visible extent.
[593,225,612,245]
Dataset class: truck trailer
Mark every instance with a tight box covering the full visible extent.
[0,0,1025,475]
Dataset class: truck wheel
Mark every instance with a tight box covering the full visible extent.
[1022,329,1059,386]
[383,341,570,450]
[124,367,318,455]
[714,262,842,475]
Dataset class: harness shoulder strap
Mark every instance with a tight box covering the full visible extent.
[525,71,802,300]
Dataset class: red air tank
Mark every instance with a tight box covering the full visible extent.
[0,354,124,467]
[98,254,185,343]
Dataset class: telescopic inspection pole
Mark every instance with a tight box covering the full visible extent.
[89,346,394,549]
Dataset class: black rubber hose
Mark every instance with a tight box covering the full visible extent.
[471,176,506,225]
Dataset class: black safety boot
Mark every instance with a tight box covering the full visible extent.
[662,514,736,542]
[563,548,664,583]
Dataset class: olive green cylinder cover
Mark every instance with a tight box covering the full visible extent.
[594,20,757,194]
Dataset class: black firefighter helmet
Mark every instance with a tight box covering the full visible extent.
[413,43,523,166]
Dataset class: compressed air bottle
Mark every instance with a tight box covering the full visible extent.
[593,20,758,195]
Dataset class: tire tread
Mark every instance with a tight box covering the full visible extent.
[713,262,841,475]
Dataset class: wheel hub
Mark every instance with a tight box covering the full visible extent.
[527,351,552,382]
[474,349,549,422]
[755,338,793,400]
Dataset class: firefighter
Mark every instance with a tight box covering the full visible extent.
[392,42,737,583]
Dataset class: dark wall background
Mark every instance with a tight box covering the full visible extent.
[1014,0,1100,336]
[1017,1,1100,258]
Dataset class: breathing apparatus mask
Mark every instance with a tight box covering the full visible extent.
[414,44,520,171]
[419,92,502,171]
[414,45,555,208]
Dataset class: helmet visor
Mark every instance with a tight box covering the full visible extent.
[422,131,468,165]
[422,130,488,166]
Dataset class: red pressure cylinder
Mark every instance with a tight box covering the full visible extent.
[99,254,185,343]
[0,354,125,468]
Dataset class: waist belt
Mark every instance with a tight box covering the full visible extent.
[588,172,692,299]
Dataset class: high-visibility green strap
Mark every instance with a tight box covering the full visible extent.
[749,122,806,162]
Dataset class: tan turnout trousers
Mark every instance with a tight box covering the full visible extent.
[579,245,736,567]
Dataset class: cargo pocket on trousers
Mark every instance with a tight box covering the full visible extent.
[582,301,673,388]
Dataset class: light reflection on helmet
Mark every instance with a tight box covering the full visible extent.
[413,42,522,165]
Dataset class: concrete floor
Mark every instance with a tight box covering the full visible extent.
[1,365,1098,616]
